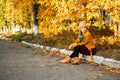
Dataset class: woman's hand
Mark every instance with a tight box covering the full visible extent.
[69,44,73,50]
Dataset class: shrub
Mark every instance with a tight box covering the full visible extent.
[11,34,22,42]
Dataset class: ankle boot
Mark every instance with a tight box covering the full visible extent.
[59,56,71,63]
[71,57,80,64]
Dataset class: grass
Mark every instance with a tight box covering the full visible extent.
[6,32,27,42]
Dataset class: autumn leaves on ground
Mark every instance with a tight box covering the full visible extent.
[2,27,120,61]
[0,1,120,60]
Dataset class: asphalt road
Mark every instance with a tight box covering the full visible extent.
[0,39,120,80]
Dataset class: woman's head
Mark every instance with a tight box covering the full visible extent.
[79,21,87,33]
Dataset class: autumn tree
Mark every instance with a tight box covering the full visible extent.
[0,0,120,38]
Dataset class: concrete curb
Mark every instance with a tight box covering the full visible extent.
[0,36,120,69]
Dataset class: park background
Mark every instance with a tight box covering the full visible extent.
[0,0,120,60]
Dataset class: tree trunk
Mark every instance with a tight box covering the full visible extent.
[114,23,120,38]
[32,3,39,35]
[117,25,120,38]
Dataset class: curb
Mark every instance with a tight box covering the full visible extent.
[0,36,120,69]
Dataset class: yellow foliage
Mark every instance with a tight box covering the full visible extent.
[1,0,120,37]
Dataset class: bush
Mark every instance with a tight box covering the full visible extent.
[10,32,27,42]
[11,35,22,42]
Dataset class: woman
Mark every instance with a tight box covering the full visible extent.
[59,21,96,64]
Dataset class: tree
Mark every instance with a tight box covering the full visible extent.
[32,1,39,35]
[0,0,120,38]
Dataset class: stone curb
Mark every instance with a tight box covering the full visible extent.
[0,36,120,69]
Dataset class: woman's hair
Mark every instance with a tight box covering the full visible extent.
[79,21,86,28]
[79,21,87,35]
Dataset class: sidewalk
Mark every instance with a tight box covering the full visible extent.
[0,39,120,80]
[0,36,120,69]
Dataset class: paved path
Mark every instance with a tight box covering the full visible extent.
[0,40,120,80]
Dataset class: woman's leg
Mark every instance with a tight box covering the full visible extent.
[70,45,81,58]
[69,45,81,64]
[59,45,81,64]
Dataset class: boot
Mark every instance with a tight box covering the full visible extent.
[71,57,80,64]
[59,56,71,63]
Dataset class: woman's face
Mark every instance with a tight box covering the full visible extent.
[79,22,87,33]
[80,27,87,33]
